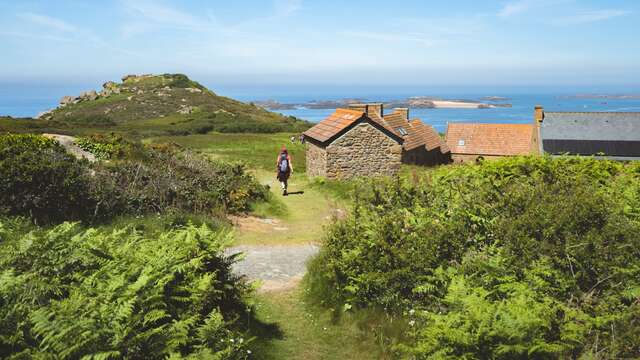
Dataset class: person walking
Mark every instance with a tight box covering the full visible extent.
[276,146,293,196]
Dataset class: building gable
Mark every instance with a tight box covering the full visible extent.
[304,109,403,147]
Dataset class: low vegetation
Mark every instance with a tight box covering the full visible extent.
[0,219,253,359]
[0,134,268,224]
[307,156,640,358]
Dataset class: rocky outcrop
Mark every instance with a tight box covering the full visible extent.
[60,96,75,106]
[100,81,120,97]
[122,74,153,83]
[178,105,195,114]
[79,90,98,101]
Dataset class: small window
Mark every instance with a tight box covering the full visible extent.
[396,127,408,136]
[458,139,465,146]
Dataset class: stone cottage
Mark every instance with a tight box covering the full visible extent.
[303,104,450,179]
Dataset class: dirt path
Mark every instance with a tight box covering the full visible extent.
[226,174,335,291]
[225,244,319,292]
[43,134,96,162]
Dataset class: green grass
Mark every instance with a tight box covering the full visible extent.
[149,133,308,172]
[248,288,394,360]
[233,170,343,245]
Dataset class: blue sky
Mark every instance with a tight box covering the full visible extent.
[1,0,639,88]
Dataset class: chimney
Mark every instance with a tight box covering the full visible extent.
[349,103,384,117]
[348,103,367,114]
[534,105,544,123]
[394,108,409,121]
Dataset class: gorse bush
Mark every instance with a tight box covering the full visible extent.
[0,134,268,224]
[307,156,640,358]
[75,134,133,159]
[0,219,252,359]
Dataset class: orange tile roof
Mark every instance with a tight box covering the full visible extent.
[445,123,534,156]
[382,112,409,136]
[410,119,450,153]
[368,111,404,138]
[303,108,364,143]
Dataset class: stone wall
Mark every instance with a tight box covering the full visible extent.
[325,122,402,179]
[402,147,451,166]
[451,154,507,164]
[306,141,327,177]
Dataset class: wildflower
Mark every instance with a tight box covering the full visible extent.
[409,320,416,327]
[409,309,415,316]
[247,350,252,354]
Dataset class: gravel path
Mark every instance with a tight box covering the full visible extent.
[226,244,319,292]
[43,134,96,162]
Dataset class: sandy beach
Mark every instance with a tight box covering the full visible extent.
[430,100,492,109]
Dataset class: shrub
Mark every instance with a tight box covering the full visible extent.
[0,219,251,359]
[307,156,640,358]
[0,134,94,224]
[75,134,134,160]
[0,134,269,224]
[89,148,268,219]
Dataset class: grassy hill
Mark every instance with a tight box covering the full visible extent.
[1,74,311,137]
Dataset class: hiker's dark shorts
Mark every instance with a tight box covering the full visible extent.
[277,170,290,182]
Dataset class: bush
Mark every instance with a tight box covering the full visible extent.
[0,219,252,359]
[0,134,94,224]
[75,134,134,160]
[91,149,269,218]
[307,156,640,358]
[0,134,269,224]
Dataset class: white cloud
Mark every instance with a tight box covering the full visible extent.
[17,12,77,32]
[120,0,212,30]
[554,9,631,25]
[498,0,573,18]
[273,0,303,17]
[0,30,73,43]
[342,31,435,47]
[498,0,534,18]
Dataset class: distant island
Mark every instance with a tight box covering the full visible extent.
[254,96,513,110]
[562,94,640,100]
[481,96,511,101]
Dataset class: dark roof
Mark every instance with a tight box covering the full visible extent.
[541,112,640,141]
[540,112,640,158]
[446,123,535,156]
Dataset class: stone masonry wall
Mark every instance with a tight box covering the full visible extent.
[306,141,327,177]
[452,154,507,164]
[325,122,402,179]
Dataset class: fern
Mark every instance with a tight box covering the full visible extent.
[0,219,252,359]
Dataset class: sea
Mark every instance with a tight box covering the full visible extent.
[2,83,640,133]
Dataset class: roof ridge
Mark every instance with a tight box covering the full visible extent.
[335,108,365,115]
[545,111,640,114]
[447,122,533,127]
